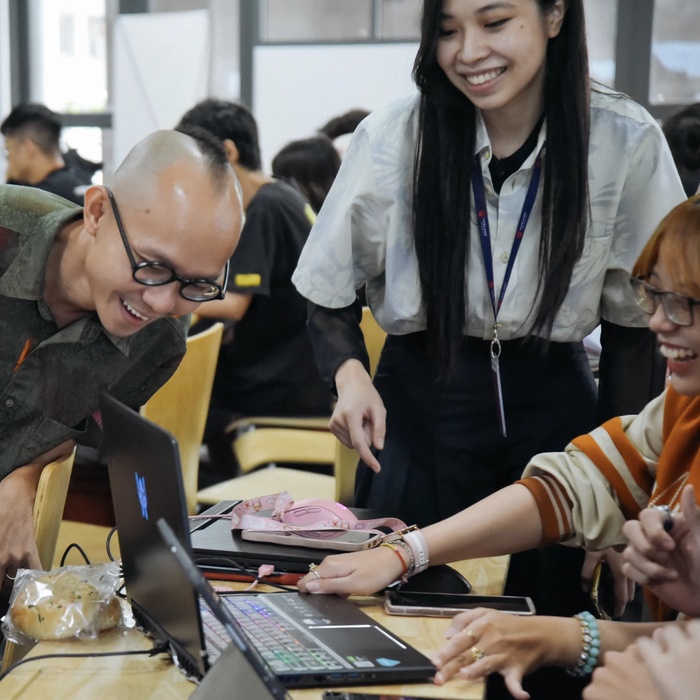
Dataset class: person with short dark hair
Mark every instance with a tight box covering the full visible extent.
[1,103,93,204]
[662,102,700,197]
[177,100,333,483]
[272,135,341,214]
[0,129,242,594]
[318,109,371,141]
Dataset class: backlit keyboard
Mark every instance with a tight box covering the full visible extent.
[201,596,346,673]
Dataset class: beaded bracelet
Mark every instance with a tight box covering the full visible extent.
[381,542,409,584]
[567,611,601,677]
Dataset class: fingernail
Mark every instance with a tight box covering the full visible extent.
[306,581,321,593]
[444,628,456,639]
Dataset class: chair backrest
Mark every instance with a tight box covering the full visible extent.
[361,306,386,377]
[141,322,223,514]
[1,448,77,673]
[33,449,76,570]
[334,307,387,504]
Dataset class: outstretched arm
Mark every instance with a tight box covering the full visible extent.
[299,483,543,596]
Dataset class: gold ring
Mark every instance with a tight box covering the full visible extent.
[311,570,321,580]
[464,628,476,642]
[471,646,486,662]
[309,563,319,572]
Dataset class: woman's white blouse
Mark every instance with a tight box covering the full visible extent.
[292,87,685,342]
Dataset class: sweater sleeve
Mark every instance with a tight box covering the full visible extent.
[516,390,666,550]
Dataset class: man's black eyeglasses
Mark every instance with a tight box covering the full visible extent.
[105,186,228,302]
[630,277,700,327]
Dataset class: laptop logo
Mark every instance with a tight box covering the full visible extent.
[135,472,149,520]
[376,658,401,667]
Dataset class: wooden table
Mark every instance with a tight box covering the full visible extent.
[0,524,508,699]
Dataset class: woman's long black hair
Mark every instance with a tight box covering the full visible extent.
[412,0,590,375]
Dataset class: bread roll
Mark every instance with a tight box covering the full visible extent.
[10,569,121,640]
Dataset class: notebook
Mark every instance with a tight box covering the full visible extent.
[100,393,436,688]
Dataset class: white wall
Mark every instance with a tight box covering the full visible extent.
[112,9,210,167]
[254,42,419,170]
[0,0,11,181]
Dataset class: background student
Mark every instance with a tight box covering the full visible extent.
[177,100,333,486]
[1,103,95,205]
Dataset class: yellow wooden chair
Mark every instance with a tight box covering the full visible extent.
[197,308,386,507]
[1,448,76,673]
[141,322,224,514]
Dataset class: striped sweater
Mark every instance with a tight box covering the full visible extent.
[517,386,700,620]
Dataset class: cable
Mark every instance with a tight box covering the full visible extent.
[193,555,298,591]
[59,543,91,567]
[0,641,170,683]
[106,526,119,562]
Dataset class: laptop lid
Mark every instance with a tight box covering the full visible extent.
[191,502,355,577]
[101,392,210,679]
[157,518,290,700]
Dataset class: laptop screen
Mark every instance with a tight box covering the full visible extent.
[101,393,208,679]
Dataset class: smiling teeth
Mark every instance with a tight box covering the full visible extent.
[660,345,698,360]
[467,69,505,86]
[123,300,147,321]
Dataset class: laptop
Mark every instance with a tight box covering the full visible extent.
[100,393,436,688]
[191,499,355,579]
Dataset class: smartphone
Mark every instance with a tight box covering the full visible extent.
[590,560,615,620]
[323,693,452,700]
[384,590,535,616]
[240,528,383,552]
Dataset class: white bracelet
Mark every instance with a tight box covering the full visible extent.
[403,529,429,574]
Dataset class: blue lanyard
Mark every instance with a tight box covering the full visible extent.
[471,155,542,326]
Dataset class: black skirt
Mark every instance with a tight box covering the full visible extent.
[355,331,598,526]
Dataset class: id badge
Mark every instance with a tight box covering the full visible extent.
[490,341,507,437]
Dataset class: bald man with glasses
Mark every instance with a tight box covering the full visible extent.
[0,129,243,591]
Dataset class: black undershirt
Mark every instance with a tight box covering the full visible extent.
[488,114,545,194]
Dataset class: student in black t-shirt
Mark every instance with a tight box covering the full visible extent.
[1,103,93,205]
[177,100,333,484]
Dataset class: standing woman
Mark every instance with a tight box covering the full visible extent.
[293,0,683,615]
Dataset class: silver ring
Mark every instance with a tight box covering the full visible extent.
[311,570,321,580]
[5,572,16,581]
[471,646,486,662]
[653,504,675,532]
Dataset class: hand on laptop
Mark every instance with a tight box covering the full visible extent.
[298,545,403,595]
[330,359,386,473]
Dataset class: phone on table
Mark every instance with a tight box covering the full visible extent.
[240,528,383,552]
[590,560,615,620]
[384,590,535,616]
[323,693,452,700]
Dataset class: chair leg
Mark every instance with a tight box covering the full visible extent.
[1,638,35,673]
